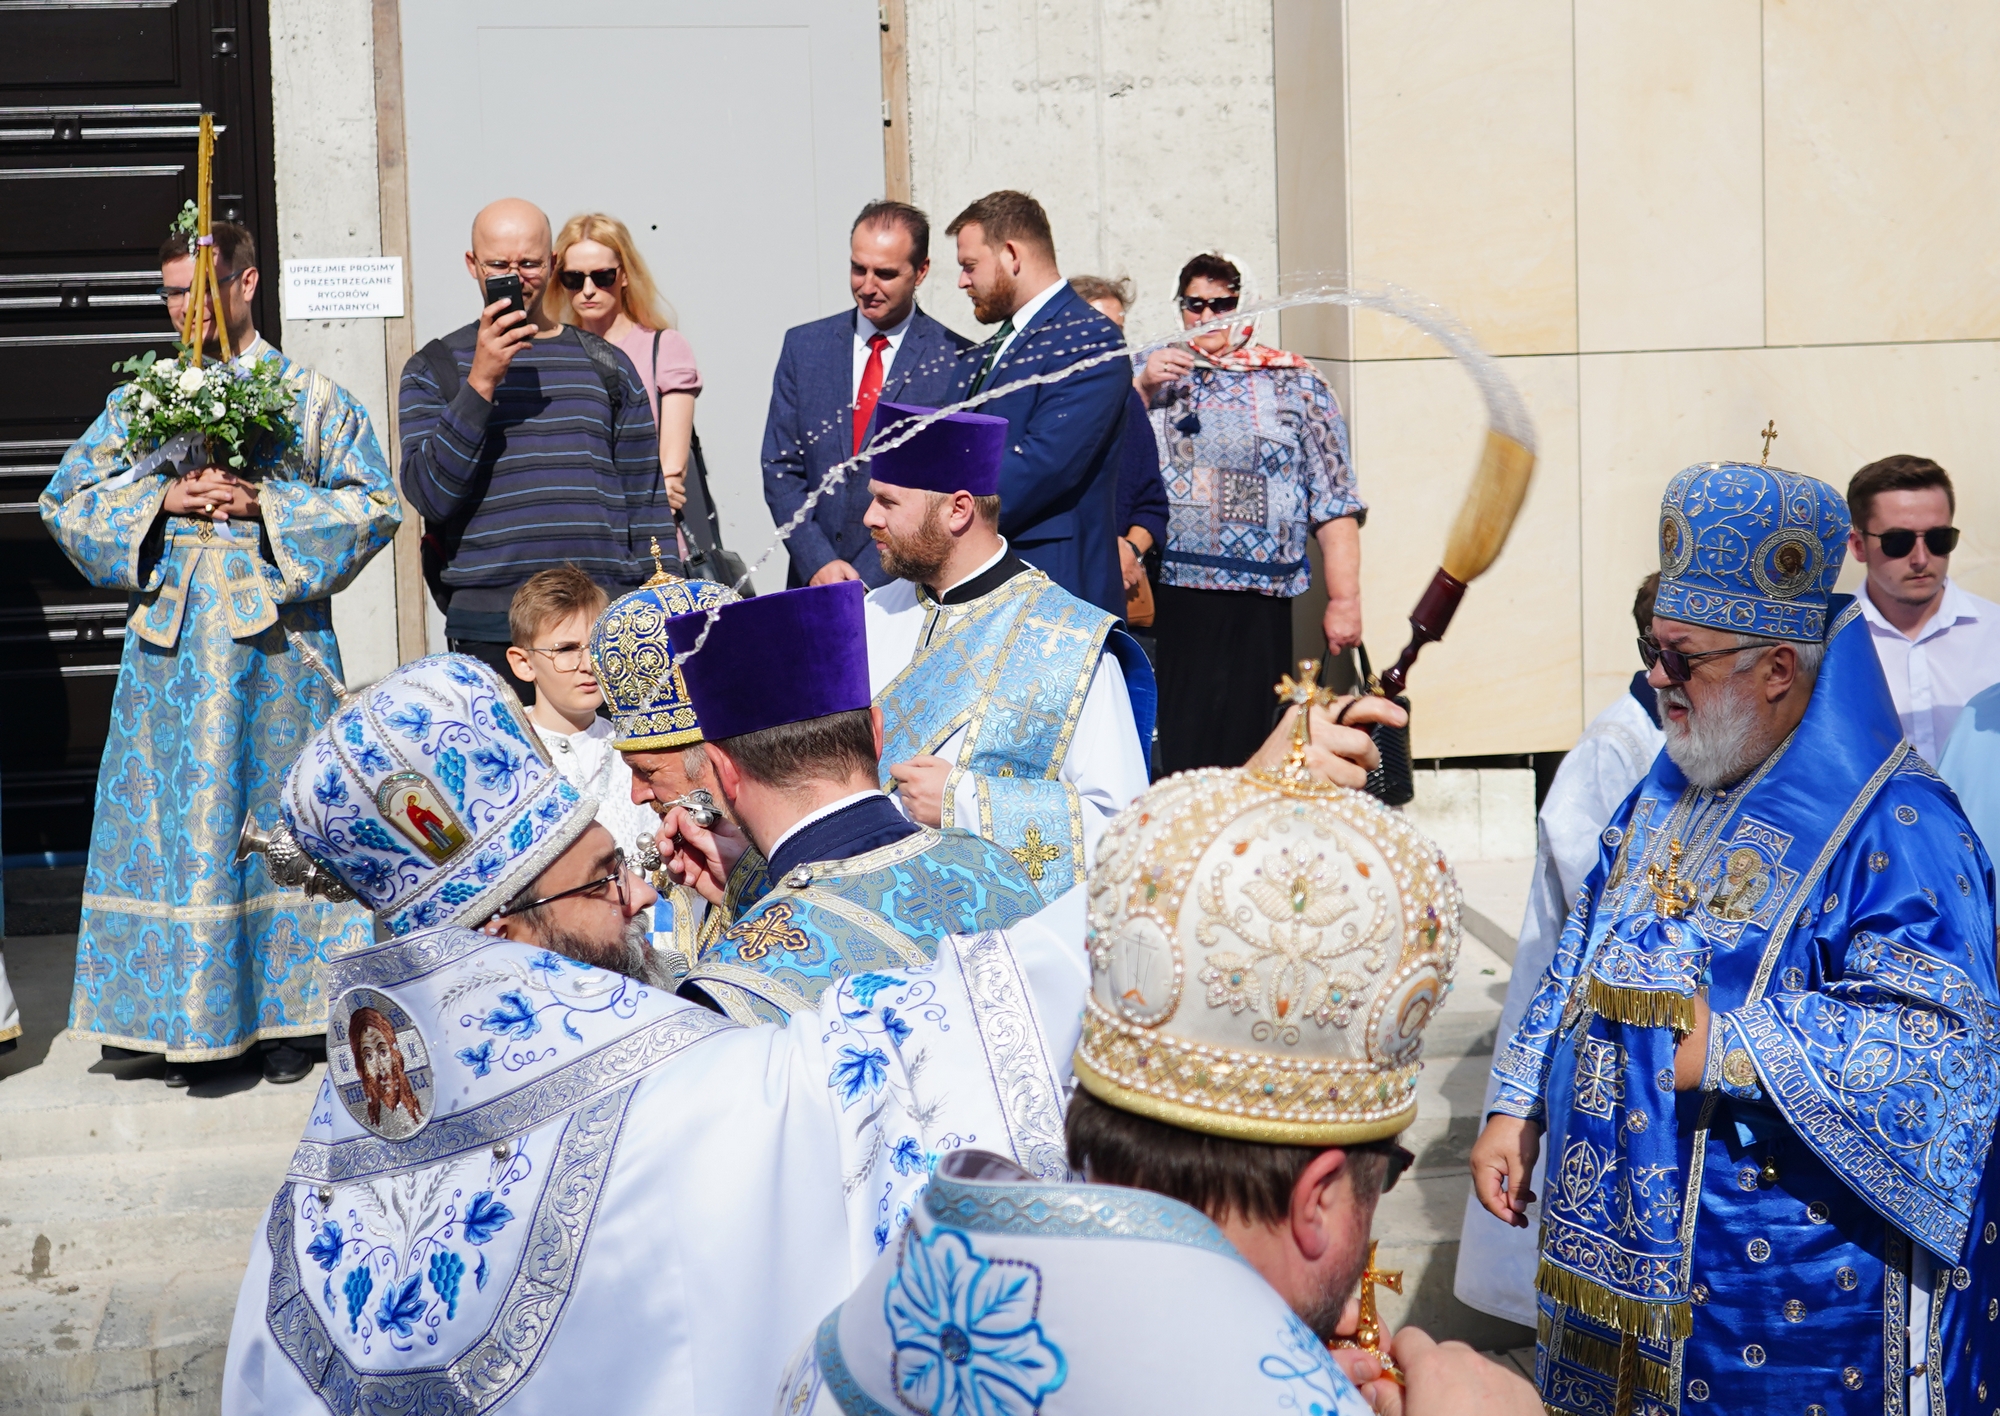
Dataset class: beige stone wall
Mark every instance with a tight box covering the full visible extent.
[1278,1,2000,759]
[269,0,402,686]
[903,0,1279,348]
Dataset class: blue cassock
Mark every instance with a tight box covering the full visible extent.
[1491,596,2000,1415]
[42,341,400,1060]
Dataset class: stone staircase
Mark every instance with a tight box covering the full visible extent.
[0,855,1540,1410]
[0,932,317,1416]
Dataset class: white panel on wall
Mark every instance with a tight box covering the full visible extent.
[399,2,884,591]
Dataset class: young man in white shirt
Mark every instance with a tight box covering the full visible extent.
[1846,455,2000,762]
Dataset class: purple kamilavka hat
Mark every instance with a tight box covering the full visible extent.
[867,400,1007,497]
[666,582,872,740]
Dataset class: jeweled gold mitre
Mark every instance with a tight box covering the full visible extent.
[1073,765,1461,1145]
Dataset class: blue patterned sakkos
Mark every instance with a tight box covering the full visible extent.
[684,827,1045,1026]
[875,566,1127,902]
[43,338,401,1060]
[1488,462,2000,1415]
[1150,359,1363,597]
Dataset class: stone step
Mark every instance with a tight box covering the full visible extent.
[0,1034,320,1163]
[0,1141,292,1279]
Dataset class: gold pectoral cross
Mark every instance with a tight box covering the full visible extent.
[1647,839,1695,919]
[1271,659,1339,782]
[1332,1240,1406,1381]
[1009,823,1062,882]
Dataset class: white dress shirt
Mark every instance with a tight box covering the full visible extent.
[985,278,1066,371]
[1856,578,2000,762]
[850,307,914,399]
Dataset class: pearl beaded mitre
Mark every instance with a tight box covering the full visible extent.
[1072,763,1462,1145]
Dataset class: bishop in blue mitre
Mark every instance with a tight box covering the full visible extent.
[42,299,400,1076]
[1472,461,1999,1415]
[657,582,1090,1045]
[222,653,1070,1415]
[861,402,1154,945]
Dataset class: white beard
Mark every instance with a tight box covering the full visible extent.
[1660,677,1767,789]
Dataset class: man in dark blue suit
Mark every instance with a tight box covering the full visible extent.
[762,201,971,588]
[944,191,1130,614]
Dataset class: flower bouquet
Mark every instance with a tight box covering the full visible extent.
[110,345,296,478]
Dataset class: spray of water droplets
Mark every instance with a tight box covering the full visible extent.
[669,276,1534,668]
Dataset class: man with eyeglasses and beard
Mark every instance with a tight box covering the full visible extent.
[224,652,1079,1415]
[1470,461,1999,1415]
[398,197,672,703]
[1844,454,1999,765]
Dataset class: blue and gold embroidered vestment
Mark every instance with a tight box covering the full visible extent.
[42,339,400,1059]
[1490,599,2000,1415]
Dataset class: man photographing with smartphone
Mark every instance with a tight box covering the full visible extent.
[398,196,672,698]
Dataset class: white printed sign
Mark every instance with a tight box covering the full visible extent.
[281,257,405,320]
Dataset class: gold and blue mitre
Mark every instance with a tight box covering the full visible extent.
[1653,461,1849,642]
[247,654,594,937]
[588,573,736,751]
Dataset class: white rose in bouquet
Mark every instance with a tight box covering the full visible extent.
[176,365,206,396]
[139,390,159,412]
[209,402,226,420]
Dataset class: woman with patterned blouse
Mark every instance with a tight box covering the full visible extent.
[1135,253,1366,774]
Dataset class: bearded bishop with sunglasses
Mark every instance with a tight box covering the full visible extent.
[1471,461,2000,1416]
[41,216,400,1086]
[221,652,1075,1416]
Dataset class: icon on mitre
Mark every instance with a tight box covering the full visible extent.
[375,771,470,864]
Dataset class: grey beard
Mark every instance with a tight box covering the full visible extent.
[541,912,662,985]
[1660,679,1767,789]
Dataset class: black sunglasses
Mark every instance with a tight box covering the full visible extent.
[1864,526,1958,559]
[1352,1139,1416,1193]
[1637,636,1774,685]
[500,850,632,915]
[1178,294,1241,316]
[559,267,620,292]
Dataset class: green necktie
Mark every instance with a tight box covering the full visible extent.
[968,318,1014,395]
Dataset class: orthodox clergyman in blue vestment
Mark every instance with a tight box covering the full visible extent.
[647,582,1090,1047]
[861,401,1154,947]
[1471,462,2000,1414]
[40,220,400,1080]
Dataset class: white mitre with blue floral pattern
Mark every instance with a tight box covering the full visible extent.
[777,1148,1377,1416]
[253,653,596,938]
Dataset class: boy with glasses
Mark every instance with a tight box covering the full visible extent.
[1846,453,1998,761]
[398,198,673,701]
[504,566,658,882]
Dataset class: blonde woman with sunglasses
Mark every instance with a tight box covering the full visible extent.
[549,213,701,510]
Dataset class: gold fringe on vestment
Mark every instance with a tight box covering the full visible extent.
[1586,976,1697,1033]
[1535,1258,1693,1346]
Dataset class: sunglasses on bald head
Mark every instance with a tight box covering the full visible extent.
[1864,526,1958,559]
[559,267,621,292]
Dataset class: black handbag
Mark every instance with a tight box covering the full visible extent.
[1333,643,1414,807]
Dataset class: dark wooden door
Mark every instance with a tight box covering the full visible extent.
[0,0,278,858]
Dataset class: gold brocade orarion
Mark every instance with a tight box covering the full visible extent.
[1534,1258,1693,1346]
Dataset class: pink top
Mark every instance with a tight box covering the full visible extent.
[613,324,702,420]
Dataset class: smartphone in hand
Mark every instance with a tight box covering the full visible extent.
[484,273,526,322]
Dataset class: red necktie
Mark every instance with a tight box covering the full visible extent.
[854,332,890,453]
